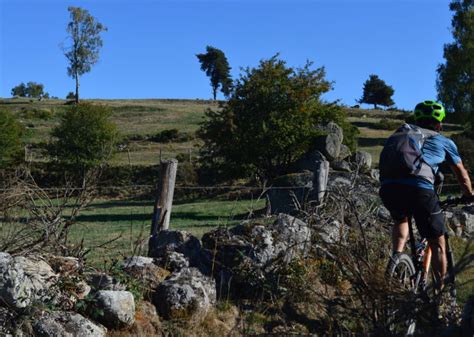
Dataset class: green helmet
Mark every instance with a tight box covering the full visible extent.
[414,100,446,122]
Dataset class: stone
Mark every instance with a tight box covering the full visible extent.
[331,160,351,172]
[95,290,136,328]
[459,206,474,237]
[148,230,203,271]
[33,311,106,337]
[153,267,216,321]
[267,172,313,214]
[0,253,57,309]
[351,151,372,173]
[315,220,344,244]
[337,144,351,160]
[46,256,82,275]
[122,256,169,296]
[313,122,344,161]
[156,251,190,272]
[87,273,125,291]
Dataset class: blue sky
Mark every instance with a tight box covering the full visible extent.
[1,0,453,109]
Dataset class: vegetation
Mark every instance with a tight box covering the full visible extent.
[11,81,48,98]
[196,46,233,100]
[359,74,395,109]
[49,103,118,171]
[437,0,473,123]
[64,6,107,103]
[0,111,24,169]
[198,55,357,182]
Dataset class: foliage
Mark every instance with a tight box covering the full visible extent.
[359,74,395,109]
[150,128,192,143]
[50,103,118,170]
[436,0,473,122]
[66,91,77,100]
[374,118,403,131]
[198,55,357,182]
[64,6,107,103]
[0,110,24,169]
[11,81,48,98]
[196,46,233,100]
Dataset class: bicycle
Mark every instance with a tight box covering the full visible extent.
[386,194,474,336]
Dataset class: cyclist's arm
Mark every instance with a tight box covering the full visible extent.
[450,161,473,196]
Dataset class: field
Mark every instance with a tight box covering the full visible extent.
[0,98,472,303]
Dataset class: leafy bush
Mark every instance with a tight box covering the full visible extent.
[150,129,193,143]
[198,55,357,182]
[20,107,54,120]
[49,103,118,170]
[374,118,403,130]
[0,111,24,169]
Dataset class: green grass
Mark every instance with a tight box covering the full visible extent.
[67,197,265,264]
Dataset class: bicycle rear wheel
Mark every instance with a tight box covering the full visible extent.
[387,253,417,336]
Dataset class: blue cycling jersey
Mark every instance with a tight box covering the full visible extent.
[381,131,462,190]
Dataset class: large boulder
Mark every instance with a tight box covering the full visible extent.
[313,122,343,161]
[351,151,372,173]
[153,267,216,321]
[267,172,313,214]
[291,150,329,204]
[33,311,107,337]
[459,205,474,237]
[95,290,136,329]
[0,253,57,309]
[337,144,351,160]
[148,230,206,272]
[201,214,311,298]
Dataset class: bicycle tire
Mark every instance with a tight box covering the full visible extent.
[387,253,417,336]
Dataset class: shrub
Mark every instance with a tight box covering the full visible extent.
[198,55,356,182]
[20,107,54,120]
[374,118,403,130]
[0,111,24,169]
[150,129,193,143]
[49,103,118,171]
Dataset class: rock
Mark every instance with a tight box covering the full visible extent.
[444,211,463,237]
[47,256,82,275]
[156,251,190,272]
[0,307,18,335]
[201,214,310,298]
[459,206,474,237]
[377,206,392,222]
[331,160,351,172]
[87,273,125,291]
[0,253,57,309]
[351,151,372,173]
[291,150,329,204]
[128,301,163,336]
[315,220,344,244]
[153,267,216,321]
[313,122,343,161]
[267,172,313,214]
[148,230,204,271]
[33,311,107,337]
[313,134,341,161]
[122,256,169,296]
[337,144,351,160]
[370,169,380,181]
[95,290,135,328]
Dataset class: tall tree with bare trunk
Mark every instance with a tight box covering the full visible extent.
[63,6,107,103]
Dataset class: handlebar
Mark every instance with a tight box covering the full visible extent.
[439,195,474,208]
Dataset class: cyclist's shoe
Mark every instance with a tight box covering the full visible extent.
[385,252,403,278]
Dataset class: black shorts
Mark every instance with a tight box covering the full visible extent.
[379,184,447,239]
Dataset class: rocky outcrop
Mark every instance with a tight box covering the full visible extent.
[34,311,107,337]
[153,267,216,321]
[0,253,57,308]
[313,122,343,161]
[201,214,311,298]
[95,290,136,328]
[122,256,170,295]
[351,151,372,173]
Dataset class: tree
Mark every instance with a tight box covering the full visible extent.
[66,91,77,100]
[359,74,395,109]
[436,0,473,121]
[198,55,357,182]
[25,81,45,98]
[0,111,24,169]
[63,7,107,103]
[196,46,233,100]
[11,82,47,98]
[50,103,117,172]
[11,83,27,97]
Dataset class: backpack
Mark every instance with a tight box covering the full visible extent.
[379,124,438,184]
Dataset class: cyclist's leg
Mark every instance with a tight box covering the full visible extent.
[428,235,447,291]
[412,188,448,291]
[392,217,409,253]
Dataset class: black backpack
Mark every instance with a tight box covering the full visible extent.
[379,124,438,184]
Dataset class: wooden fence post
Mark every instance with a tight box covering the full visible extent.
[149,159,178,255]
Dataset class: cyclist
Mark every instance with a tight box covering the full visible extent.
[379,100,473,292]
